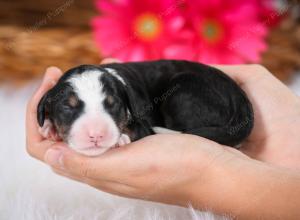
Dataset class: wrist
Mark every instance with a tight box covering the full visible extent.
[180,145,251,211]
[182,146,264,216]
[184,148,300,219]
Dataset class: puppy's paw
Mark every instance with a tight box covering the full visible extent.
[117,134,131,147]
[38,119,58,141]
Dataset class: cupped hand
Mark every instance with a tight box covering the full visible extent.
[26,60,300,209]
[26,66,66,161]
[215,64,300,168]
[45,134,248,206]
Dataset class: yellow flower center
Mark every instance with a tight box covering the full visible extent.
[200,20,223,44]
[134,13,162,41]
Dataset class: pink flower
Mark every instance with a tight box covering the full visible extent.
[92,0,277,64]
[257,0,282,26]
[92,0,185,61]
[165,0,270,64]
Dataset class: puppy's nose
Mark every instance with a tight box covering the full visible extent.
[88,129,106,141]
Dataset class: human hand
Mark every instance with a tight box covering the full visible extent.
[26,67,66,162]
[25,60,244,202]
[26,61,300,218]
[45,133,250,206]
[26,62,300,190]
[215,64,300,169]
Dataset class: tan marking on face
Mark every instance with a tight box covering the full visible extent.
[106,95,114,105]
[68,95,78,107]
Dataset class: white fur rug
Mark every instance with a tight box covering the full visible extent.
[0,82,227,220]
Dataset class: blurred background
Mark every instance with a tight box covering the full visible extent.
[0,1,300,219]
[0,0,299,84]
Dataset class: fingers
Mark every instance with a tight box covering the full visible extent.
[27,140,67,162]
[27,67,63,117]
[213,64,270,85]
[26,67,63,142]
[44,146,130,181]
[52,167,137,198]
[99,60,270,86]
[26,67,63,159]
[99,59,269,84]
[100,58,121,64]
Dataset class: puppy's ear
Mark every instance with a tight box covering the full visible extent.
[37,92,50,127]
[123,84,154,138]
[37,92,59,140]
[123,84,147,120]
[123,85,139,118]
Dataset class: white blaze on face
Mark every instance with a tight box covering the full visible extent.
[67,70,120,156]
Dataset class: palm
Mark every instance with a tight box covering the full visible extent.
[233,68,300,168]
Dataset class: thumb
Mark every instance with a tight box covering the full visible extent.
[44,147,126,180]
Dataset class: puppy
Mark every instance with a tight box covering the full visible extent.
[37,60,253,156]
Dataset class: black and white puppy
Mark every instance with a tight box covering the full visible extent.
[37,60,254,156]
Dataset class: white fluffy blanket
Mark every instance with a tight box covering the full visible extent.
[0,82,226,220]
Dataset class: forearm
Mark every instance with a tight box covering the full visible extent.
[186,157,300,219]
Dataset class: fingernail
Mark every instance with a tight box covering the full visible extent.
[45,148,64,167]
[101,58,121,64]
[46,66,61,74]
[43,67,59,84]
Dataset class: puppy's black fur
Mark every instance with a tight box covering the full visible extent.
[38,60,254,147]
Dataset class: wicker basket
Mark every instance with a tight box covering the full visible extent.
[0,0,299,84]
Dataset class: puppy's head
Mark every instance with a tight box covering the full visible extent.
[37,65,132,156]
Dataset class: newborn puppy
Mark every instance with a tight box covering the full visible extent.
[37,60,253,156]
